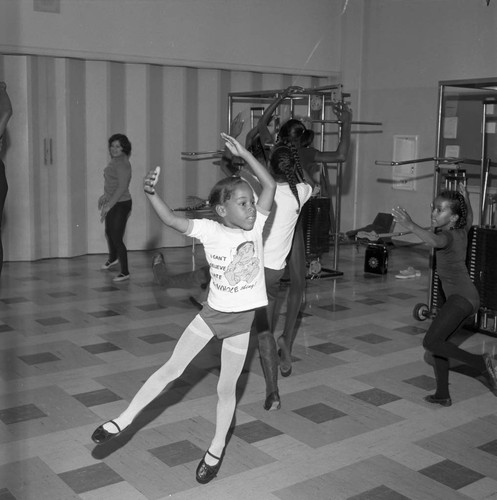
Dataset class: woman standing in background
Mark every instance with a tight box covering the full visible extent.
[99,133,132,282]
[0,82,13,278]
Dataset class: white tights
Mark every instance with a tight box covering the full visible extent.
[105,314,250,461]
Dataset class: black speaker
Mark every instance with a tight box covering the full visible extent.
[466,226,497,310]
[302,197,331,258]
[364,243,388,274]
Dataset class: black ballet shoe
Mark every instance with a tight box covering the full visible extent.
[483,353,497,390]
[278,349,292,377]
[424,395,452,407]
[91,420,122,444]
[195,449,224,484]
[264,391,281,411]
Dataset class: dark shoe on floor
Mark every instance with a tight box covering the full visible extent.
[196,449,223,484]
[264,391,281,411]
[91,420,122,444]
[101,259,118,270]
[483,353,497,389]
[152,252,165,268]
[113,273,130,282]
[424,394,452,407]
[152,253,167,285]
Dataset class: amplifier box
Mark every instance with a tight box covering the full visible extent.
[364,243,389,274]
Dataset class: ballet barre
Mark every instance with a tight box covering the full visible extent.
[375,156,468,166]
[181,150,224,157]
[311,120,382,126]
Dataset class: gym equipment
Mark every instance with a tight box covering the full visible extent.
[364,243,389,275]
[393,78,497,333]
[227,85,382,277]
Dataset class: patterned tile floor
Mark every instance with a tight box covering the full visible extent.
[0,242,497,499]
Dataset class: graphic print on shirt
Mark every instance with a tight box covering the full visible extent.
[224,241,260,286]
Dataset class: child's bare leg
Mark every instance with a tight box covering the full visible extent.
[278,225,306,375]
[256,268,284,408]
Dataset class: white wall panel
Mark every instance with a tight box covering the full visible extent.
[85,60,110,255]
[159,66,190,249]
[197,68,223,199]
[2,56,31,261]
[53,57,68,256]
[123,63,148,252]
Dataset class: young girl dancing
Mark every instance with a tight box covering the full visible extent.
[91,133,276,484]
[392,184,497,406]
[249,144,313,410]
[275,101,352,377]
[223,94,312,408]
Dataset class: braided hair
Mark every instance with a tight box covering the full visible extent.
[278,119,305,146]
[438,190,468,229]
[269,144,304,211]
[277,118,308,171]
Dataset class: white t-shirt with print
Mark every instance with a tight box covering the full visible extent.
[263,182,313,270]
[186,208,269,312]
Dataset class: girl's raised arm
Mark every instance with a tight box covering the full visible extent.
[314,102,352,164]
[245,85,303,153]
[222,133,275,212]
[144,168,190,233]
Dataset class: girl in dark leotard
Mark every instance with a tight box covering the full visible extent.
[392,184,497,406]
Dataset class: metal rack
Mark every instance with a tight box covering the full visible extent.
[228,84,384,276]
[228,85,345,275]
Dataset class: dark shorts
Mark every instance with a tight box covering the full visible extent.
[199,303,256,340]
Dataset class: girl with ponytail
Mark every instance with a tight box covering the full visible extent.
[275,102,352,377]
[250,142,313,410]
[243,89,352,407]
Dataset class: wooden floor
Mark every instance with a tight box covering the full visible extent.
[1,241,497,500]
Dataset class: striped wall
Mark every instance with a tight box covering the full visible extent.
[0,54,328,261]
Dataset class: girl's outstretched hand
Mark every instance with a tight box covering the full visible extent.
[221,133,248,159]
[144,166,161,195]
[332,101,352,122]
[391,206,413,229]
